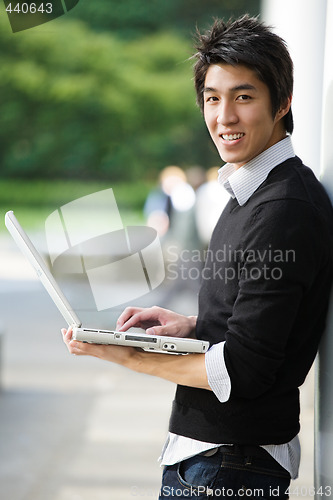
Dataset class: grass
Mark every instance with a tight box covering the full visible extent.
[0,178,153,231]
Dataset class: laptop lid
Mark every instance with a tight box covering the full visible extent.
[5,210,82,328]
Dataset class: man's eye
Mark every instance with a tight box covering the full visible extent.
[206,96,219,102]
[237,95,251,101]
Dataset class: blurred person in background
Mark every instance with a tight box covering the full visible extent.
[163,165,208,296]
[145,165,205,295]
[63,15,333,499]
[144,165,187,237]
[195,166,230,247]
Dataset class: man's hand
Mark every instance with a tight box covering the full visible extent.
[116,305,197,338]
[61,326,138,368]
[61,323,211,392]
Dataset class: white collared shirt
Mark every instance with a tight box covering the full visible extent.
[218,135,295,205]
[160,137,300,480]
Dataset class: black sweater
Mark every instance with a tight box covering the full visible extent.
[169,157,333,445]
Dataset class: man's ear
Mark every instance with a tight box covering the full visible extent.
[276,95,292,121]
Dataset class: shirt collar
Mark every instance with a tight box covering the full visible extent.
[217,136,295,206]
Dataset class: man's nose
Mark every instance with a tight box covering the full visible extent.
[216,102,238,125]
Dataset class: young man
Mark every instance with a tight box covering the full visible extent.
[63,15,333,499]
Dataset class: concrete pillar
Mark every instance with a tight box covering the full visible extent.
[0,324,3,391]
[315,0,333,496]
[261,0,327,178]
[261,1,332,496]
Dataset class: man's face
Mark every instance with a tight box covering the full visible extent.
[203,63,288,169]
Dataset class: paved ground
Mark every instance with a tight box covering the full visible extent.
[0,234,317,500]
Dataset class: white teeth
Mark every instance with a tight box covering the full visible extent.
[222,133,244,141]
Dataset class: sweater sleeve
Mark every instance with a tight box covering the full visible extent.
[223,199,326,400]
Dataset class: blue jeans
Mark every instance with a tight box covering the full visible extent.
[158,446,291,499]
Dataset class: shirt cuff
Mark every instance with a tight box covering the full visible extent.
[205,342,231,403]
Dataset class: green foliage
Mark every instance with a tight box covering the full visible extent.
[0,178,151,208]
[0,178,153,230]
[67,0,260,38]
[0,14,221,180]
[0,0,260,181]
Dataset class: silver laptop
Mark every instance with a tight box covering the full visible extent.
[5,211,209,354]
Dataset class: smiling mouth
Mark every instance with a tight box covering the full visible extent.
[221,133,245,141]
